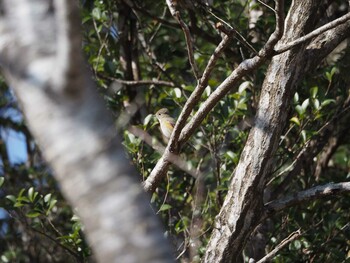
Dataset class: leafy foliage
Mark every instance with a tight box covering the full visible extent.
[0,82,92,262]
[0,0,349,262]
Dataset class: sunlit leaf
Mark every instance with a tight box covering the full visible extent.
[301,98,309,111]
[290,117,300,126]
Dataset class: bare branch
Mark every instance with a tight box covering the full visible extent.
[275,11,350,54]
[265,182,350,214]
[110,78,175,87]
[256,229,301,263]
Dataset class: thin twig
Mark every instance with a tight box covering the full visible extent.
[216,22,258,55]
[275,11,350,54]
[137,30,183,88]
[166,0,200,79]
[256,0,276,14]
[256,229,302,263]
[209,10,258,55]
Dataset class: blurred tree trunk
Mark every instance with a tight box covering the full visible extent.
[0,1,173,262]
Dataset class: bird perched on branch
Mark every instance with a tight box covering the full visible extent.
[155,108,176,140]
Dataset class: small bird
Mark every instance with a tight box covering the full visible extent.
[155,108,176,139]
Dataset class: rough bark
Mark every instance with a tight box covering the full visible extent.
[0,1,174,262]
[204,1,350,262]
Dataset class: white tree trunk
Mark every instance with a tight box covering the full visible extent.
[0,1,174,262]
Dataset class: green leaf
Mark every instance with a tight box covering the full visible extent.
[205,85,211,97]
[1,255,9,263]
[310,86,318,98]
[330,66,337,76]
[301,130,307,142]
[158,204,172,212]
[301,99,309,111]
[48,199,57,212]
[44,193,52,203]
[313,99,320,110]
[295,105,304,116]
[294,92,299,103]
[292,240,302,250]
[290,117,300,126]
[28,187,34,200]
[143,114,153,126]
[0,177,4,188]
[92,7,101,20]
[6,195,16,203]
[26,211,41,218]
[183,85,194,92]
[321,99,335,107]
[28,187,38,202]
[225,151,236,160]
[14,202,25,208]
[173,87,182,98]
[325,67,337,82]
[82,15,91,24]
[237,102,247,110]
[231,93,241,100]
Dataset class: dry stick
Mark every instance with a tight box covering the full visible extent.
[256,229,301,263]
[275,11,350,54]
[166,0,200,79]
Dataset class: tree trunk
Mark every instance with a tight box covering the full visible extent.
[204,1,350,262]
[0,1,174,262]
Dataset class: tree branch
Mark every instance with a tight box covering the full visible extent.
[275,11,350,54]
[265,182,350,215]
[143,0,285,193]
[109,77,175,87]
[128,126,199,178]
[256,229,301,263]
